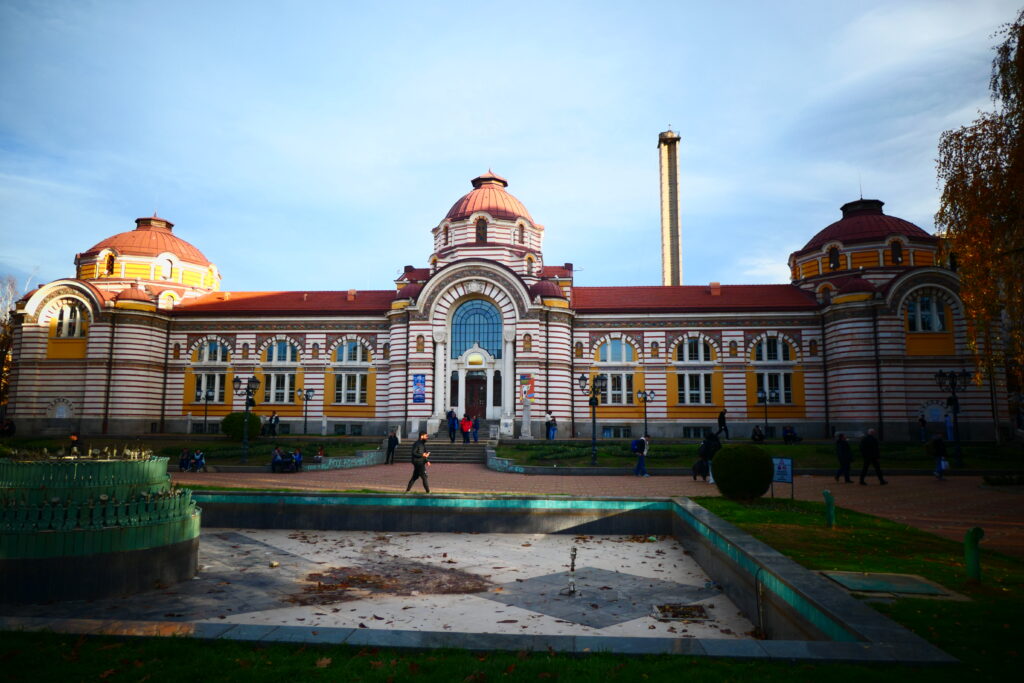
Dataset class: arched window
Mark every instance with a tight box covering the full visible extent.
[598,338,635,363]
[264,340,299,403]
[196,339,229,363]
[444,225,450,244]
[517,225,524,243]
[819,286,833,305]
[242,343,250,359]
[162,258,174,280]
[525,257,534,276]
[574,342,583,359]
[415,335,425,353]
[752,336,795,405]
[729,341,738,357]
[334,339,370,405]
[475,218,487,243]
[382,342,391,360]
[522,334,533,352]
[651,342,659,358]
[906,295,947,332]
[451,299,502,358]
[676,337,712,362]
[890,241,904,265]
[172,343,181,360]
[53,301,87,338]
[104,254,115,276]
[828,247,840,271]
[674,337,714,405]
[809,340,819,356]
[311,343,320,360]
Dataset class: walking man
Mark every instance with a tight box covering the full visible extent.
[858,428,887,485]
[716,409,729,439]
[834,433,853,483]
[447,409,457,443]
[268,411,280,436]
[405,431,431,493]
[385,430,399,464]
[632,434,651,477]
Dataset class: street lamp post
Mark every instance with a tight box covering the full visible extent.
[233,376,261,464]
[636,390,656,436]
[935,370,971,467]
[202,388,214,434]
[578,373,608,467]
[757,388,780,437]
[296,388,315,435]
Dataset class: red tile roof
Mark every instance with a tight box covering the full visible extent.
[541,265,573,278]
[445,172,534,223]
[81,217,211,266]
[173,290,396,316]
[572,285,819,313]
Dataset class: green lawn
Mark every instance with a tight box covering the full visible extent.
[2,499,1022,680]
[495,440,1024,470]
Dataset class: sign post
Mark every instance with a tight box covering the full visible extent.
[771,457,794,500]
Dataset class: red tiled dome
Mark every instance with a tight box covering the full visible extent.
[81,216,211,266]
[444,171,534,223]
[115,284,152,302]
[529,280,565,299]
[798,200,934,255]
[836,275,876,294]
[398,282,423,300]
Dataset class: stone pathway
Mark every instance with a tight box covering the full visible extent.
[173,464,1024,558]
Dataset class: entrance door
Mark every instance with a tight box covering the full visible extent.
[465,372,487,418]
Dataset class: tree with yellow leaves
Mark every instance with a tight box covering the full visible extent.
[936,9,1024,401]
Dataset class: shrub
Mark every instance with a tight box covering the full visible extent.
[713,444,773,501]
[221,412,262,442]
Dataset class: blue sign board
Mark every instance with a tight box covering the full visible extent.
[412,374,426,403]
[772,457,793,484]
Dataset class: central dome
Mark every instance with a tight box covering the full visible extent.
[797,199,933,255]
[444,171,534,223]
[81,216,211,266]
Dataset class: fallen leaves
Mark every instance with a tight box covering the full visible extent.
[315,657,332,668]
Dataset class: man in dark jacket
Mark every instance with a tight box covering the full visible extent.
[858,428,887,485]
[385,430,399,464]
[405,431,431,493]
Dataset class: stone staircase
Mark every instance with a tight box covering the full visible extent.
[419,441,487,464]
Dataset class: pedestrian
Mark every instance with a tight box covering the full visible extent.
[751,425,765,443]
[944,413,954,441]
[191,448,207,473]
[405,430,431,493]
[460,414,472,444]
[926,435,948,480]
[178,448,191,472]
[632,434,651,477]
[917,414,928,443]
[544,412,554,440]
[716,409,729,439]
[548,416,558,440]
[385,430,399,464]
[471,416,480,443]
[834,433,853,483]
[268,411,280,436]
[858,428,887,485]
[293,447,303,471]
[447,409,457,443]
[694,430,720,482]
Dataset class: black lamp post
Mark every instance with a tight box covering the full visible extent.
[935,369,971,467]
[757,388,779,437]
[296,388,315,435]
[233,375,261,464]
[578,373,608,466]
[202,388,214,434]
[637,390,656,436]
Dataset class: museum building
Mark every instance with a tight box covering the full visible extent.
[6,133,1009,440]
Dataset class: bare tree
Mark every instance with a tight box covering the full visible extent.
[0,274,19,414]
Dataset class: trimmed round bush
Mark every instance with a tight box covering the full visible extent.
[713,444,773,501]
[221,411,262,441]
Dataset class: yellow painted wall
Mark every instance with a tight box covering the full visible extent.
[913,250,935,266]
[181,369,237,415]
[906,333,954,356]
[665,369,723,419]
[800,260,819,278]
[46,317,89,359]
[124,263,152,279]
[323,368,377,417]
[743,367,806,419]
[850,251,879,269]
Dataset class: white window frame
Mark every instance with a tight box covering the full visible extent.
[263,372,296,403]
[54,302,86,338]
[755,338,791,362]
[907,296,947,332]
[601,372,634,405]
[676,372,713,404]
[266,340,298,363]
[755,372,793,404]
[194,372,226,403]
[196,339,229,363]
[598,339,636,363]
[334,372,368,404]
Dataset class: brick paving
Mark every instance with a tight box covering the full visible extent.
[174,464,1024,558]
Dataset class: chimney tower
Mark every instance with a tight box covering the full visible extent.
[658,129,682,286]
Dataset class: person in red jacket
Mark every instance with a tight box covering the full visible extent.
[460,415,472,444]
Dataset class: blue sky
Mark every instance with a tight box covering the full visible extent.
[0,0,1018,294]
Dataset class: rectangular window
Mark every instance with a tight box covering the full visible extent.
[755,372,791,403]
[601,372,634,405]
[766,338,779,361]
[263,373,295,403]
[268,341,297,363]
[907,300,918,331]
[334,372,368,404]
[676,372,713,404]
[194,373,226,403]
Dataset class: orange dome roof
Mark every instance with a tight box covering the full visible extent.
[444,171,534,223]
[797,200,934,255]
[529,280,566,299]
[81,216,211,266]
[114,284,153,302]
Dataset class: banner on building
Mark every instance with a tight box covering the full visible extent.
[412,374,426,403]
[519,374,535,404]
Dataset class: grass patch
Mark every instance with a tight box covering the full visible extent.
[694,497,1024,679]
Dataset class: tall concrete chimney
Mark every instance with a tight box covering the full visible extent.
[658,129,682,286]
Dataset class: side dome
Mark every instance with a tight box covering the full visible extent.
[529,280,566,300]
[114,284,153,302]
[797,199,933,255]
[444,171,534,223]
[81,216,210,266]
[397,282,423,300]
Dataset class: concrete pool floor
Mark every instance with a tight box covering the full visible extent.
[2,530,754,643]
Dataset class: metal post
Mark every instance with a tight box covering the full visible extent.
[965,526,984,582]
[637,390,655,437]
[579,374,605,467]
[203,388,213,434]
[823,490,836,528]
[234,376,260,465]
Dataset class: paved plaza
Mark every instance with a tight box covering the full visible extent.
[173,464,1024,558]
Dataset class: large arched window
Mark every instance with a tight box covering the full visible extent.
[264,339,299,403]
[475,218,487,243]
[53,301,87,338]
[196,339,229,363]
[451,299,502,358]
[906,295,947,332]
[595,338,638,405]
[752,336,796,404]
[192,338,228,404]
